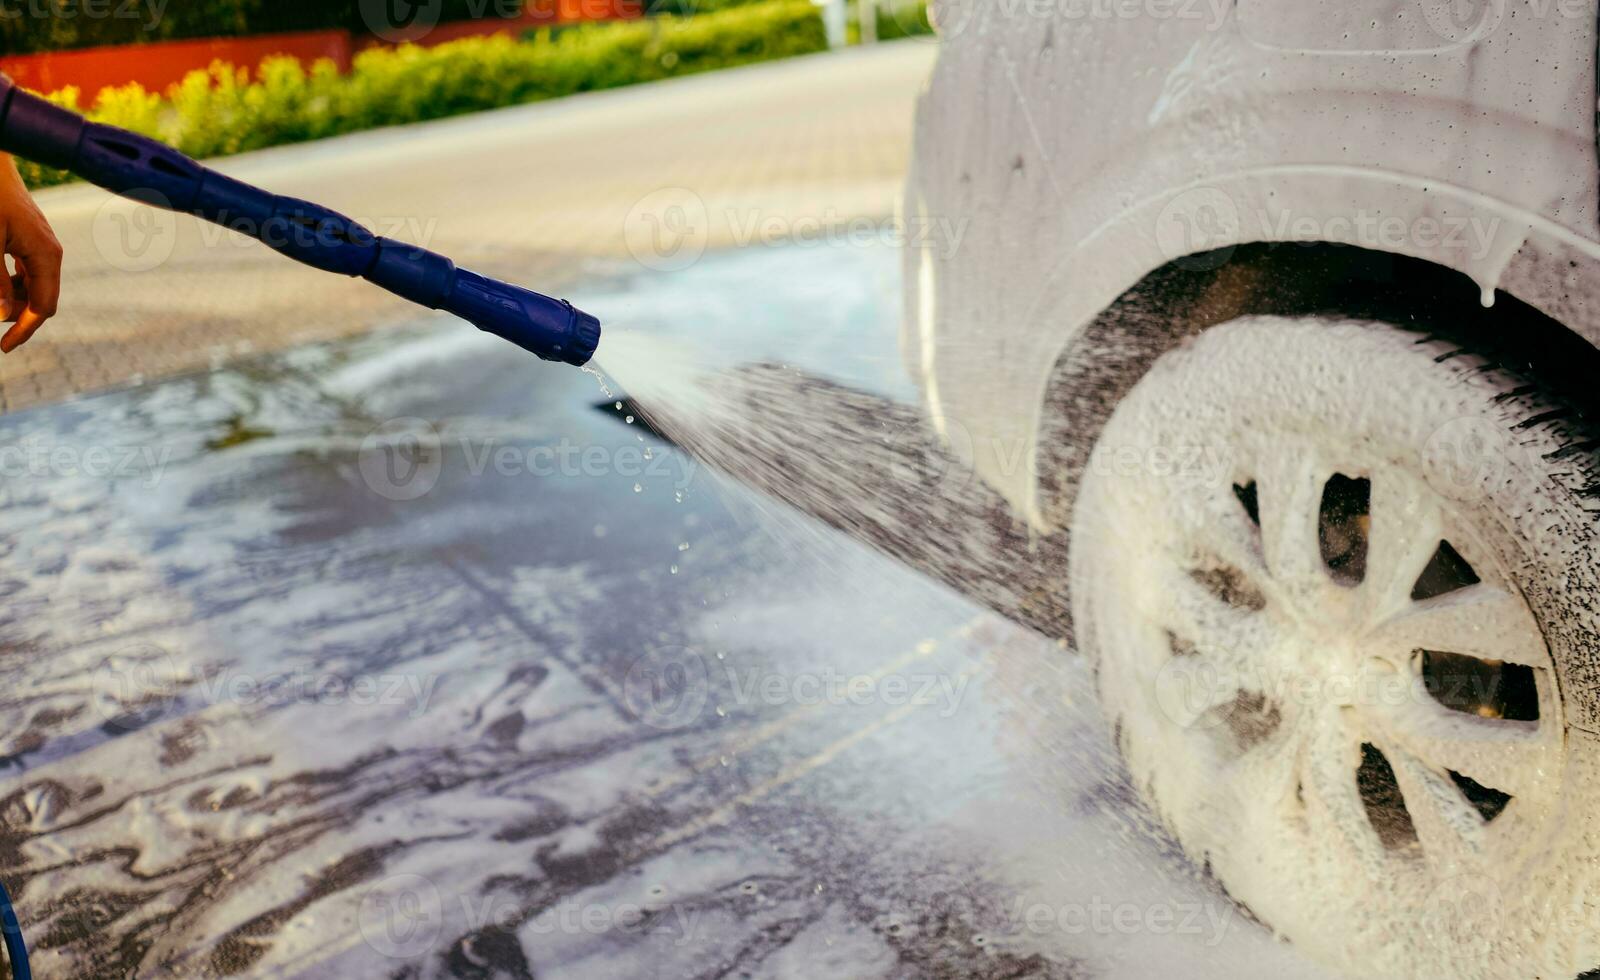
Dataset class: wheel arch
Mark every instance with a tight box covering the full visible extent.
[1003,238,1600,740]
[1031,239,1600,532]
[903,167,1600,531]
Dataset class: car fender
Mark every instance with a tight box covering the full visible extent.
[903,0,1600,527]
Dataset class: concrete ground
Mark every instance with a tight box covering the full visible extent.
[0,238,1332,978]
[0,42,935,412]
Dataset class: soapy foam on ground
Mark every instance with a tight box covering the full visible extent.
[577,250,1341,978]
[0,244,1343,978]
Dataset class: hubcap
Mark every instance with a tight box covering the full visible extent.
[1071,319,1580,975]
[1125,456,1560,878]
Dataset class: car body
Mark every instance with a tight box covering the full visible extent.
[903,0,1598,526]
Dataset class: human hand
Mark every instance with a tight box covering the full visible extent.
[0,153,63,353]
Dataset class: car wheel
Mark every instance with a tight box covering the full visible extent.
[1069,315,1600,979]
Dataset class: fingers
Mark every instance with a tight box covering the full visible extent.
[2,306,45,354]
[0,264,13,323]
[17,235,61,320]
[2,228,63,353]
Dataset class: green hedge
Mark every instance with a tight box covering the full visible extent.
[0,1,530,56]
[846,0,932,42]
[640,0,770,17]
[19,0,827,188]
[875,0,932,40]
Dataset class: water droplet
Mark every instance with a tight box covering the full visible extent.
[678,541,690,551]
[633,483,642,493]
[580,366,614,399]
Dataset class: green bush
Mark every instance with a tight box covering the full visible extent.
[641,0,771,17]
[17,0,827,189]
[846,0,932,42]
[0,0,529,56]
[875,0,932,40]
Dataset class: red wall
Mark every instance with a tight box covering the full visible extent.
[0,0,642,99]
[0,31,353,96]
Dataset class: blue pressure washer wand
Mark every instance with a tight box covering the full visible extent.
[0,76,600,367]
[0,875,27,980]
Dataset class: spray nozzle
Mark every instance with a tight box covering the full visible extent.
[444,271,601,366]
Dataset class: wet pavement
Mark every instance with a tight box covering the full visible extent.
[0,244,1333,978]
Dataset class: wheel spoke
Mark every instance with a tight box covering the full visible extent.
[1155,567,1272,674]
[1192,489,1271,586]
[1370,583,1547,668]
[1365,698,1548,801]
[1363,476,1443,618]
[1256,454,1327,594]
[1301,712,1387,874]
[1381,741,1486,869]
